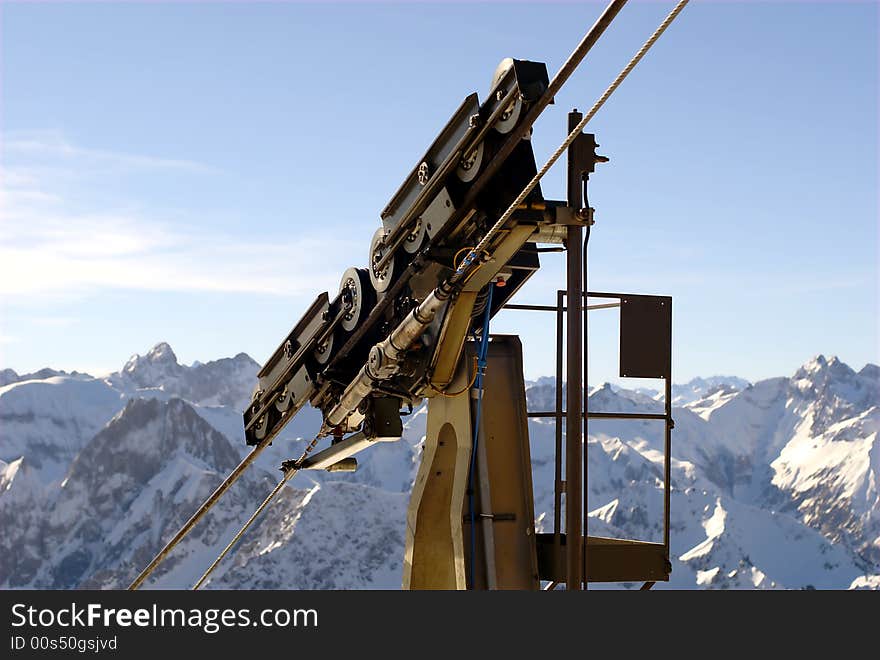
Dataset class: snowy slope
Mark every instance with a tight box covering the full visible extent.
[206,481,409,590]
[0,344,876,589]
[672,376,751,406]
[0,375,127,486]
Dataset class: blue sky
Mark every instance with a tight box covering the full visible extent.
[1,1,877,384]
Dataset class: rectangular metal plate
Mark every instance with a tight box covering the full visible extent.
[257,292,329,381]
[422,187,455,239]
[381,94,478,232]
[619,295,671,379]
[536,534,670,583]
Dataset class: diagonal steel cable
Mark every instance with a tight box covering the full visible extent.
[470,0,690,260]
[191,436,320,590]
[129,0,689,592]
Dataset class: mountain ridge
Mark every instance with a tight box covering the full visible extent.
[1,342,877,589]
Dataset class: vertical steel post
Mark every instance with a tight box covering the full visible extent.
[663,308,673,557]
[663,378,672,555]
[554,290,564,563]
[582,244,590,589]
[565,110,584,590]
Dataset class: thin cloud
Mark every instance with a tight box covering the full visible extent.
[29,317,78,328]
[3,130,213,174]
[0,135,354,301]
[0,203,347,299]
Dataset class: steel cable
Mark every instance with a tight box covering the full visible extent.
[469,0,690,261]
[128,0,688,591]
[191,436,320,590]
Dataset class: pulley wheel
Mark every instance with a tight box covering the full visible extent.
[338,267,375,332]
[275,377,298,412]
[490,57,522,135]
[369,227,395,294]
[313,333,333,365]
[402,215,426,254]
[456,141,484,183]
[275,387,291,413]
[253,413,269,440]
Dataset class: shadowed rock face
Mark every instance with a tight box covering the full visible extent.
[1,349,877,590]
[65,397,241,500]
[3,397,254,589]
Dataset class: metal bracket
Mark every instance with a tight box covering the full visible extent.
[296,429,400,471]
[463,513,517,523]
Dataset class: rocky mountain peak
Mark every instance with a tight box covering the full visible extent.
[2,349,877,590]
[113,343,259,410]
[794,354,855,382]
[145,342,178,364]
[120,342,183,387]
[0,369,19,388]
[789,354,876,439]
[858,363,880,382]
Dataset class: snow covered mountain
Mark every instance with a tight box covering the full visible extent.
[1,344,876,589]
[671,375,752,406]
[0,367,89,388]
[109,342,259,411]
